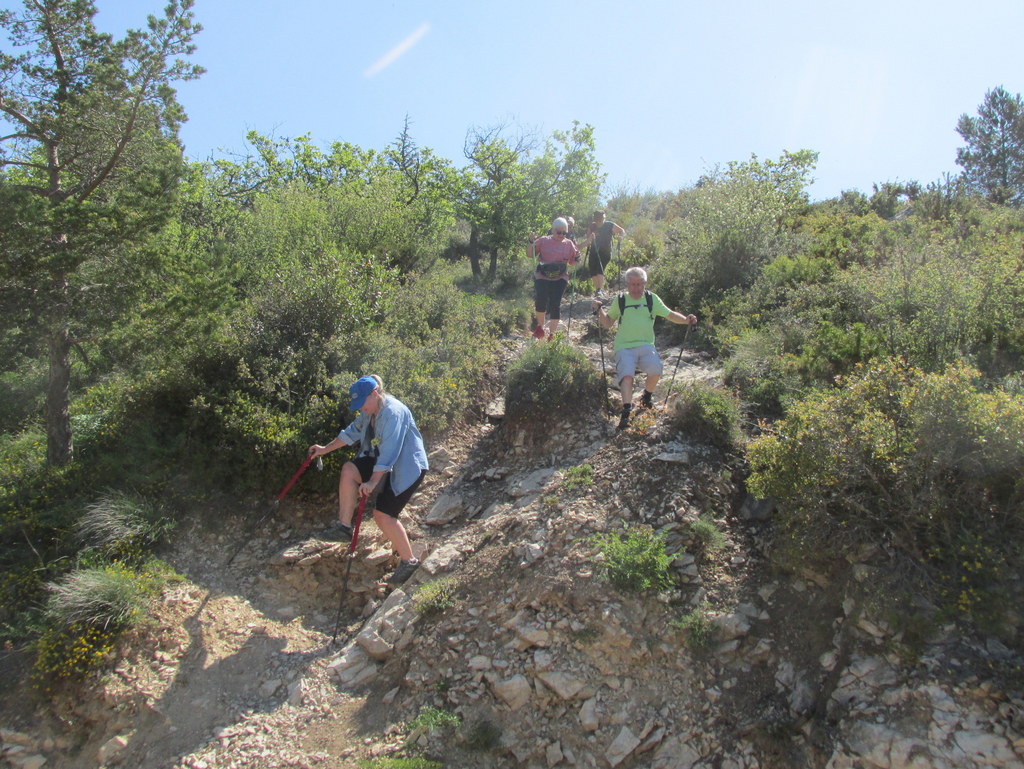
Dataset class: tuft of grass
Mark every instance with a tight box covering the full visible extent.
[690,515,726,555]
[76,491,174,565]
[592,526,674,593]
[412,577,458,617]
[671,605,713,649]
[44,563,158,630]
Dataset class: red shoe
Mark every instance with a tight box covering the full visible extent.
[546,331,554,342]
[532,326,545,339]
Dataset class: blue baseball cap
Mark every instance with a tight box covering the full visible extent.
[349,376,378,411]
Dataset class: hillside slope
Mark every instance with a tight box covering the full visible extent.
[3,297,1023,769]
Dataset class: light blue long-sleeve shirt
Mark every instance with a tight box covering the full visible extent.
[338,395,428,495]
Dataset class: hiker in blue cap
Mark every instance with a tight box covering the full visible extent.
[308,375,429,584]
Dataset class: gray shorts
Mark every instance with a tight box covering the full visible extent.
[614,345,663,386]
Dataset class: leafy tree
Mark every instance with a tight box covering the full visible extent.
[956,86,1024,206]
[0,0,203,465]
[459,121,601,278]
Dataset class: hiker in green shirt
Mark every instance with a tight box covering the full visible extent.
[593,266,697,430]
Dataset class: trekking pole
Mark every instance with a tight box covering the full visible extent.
[595,303,611,418]
[565,259,579,336]
[331,486,376,643]
[663,321,694,409]
[227,454,319,566]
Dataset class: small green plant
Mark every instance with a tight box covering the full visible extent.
[671,606,713,648]
[570,625,600,644]
[670,382,742,449]
[562,463,594,491]
[412,577,458,617]
[31,621,119,694]
[409,706,460,733]
[76,491,174,565]
[592,526,674,593]
[464,718,502,751]
[359,758,443,769]
[690,515,726,555]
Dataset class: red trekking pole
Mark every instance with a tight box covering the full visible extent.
[227,455,319,565]
[331,490,373,642]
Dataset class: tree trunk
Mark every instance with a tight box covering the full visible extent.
[487,246,498,279]
[46,325,73,466]
[468,227,482,277]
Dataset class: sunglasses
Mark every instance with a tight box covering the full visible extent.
[553,230,567,235]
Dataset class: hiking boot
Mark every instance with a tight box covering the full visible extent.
[616,405,632,431]
[639,391,654,410]
[532,325,545,340]
[386,558,420,584]
[317,522,353,542]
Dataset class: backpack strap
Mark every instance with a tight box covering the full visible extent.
[617,291,655,320]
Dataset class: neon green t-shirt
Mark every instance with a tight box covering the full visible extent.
[607,291,671,351]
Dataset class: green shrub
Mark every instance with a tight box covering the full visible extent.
[505,336,601,426]
[690,516,726,555]
[412,577,458,617]
[44,563,159,631]
[409,706,460,732]
[669,383,742,449]
[593,526,674,593]
[748,359,1024,628]
[671,606,713,648]
[561,464,594,491]
[723,330,803,415]
[31,620,119,694]
[359,758,443,769]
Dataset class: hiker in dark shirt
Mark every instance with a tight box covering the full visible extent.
[585,210,625,297]
[593,267,697,430]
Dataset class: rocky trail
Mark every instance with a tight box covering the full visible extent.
[3,294,1024,769]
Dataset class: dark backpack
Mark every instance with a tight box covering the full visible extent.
[618,291,654,320]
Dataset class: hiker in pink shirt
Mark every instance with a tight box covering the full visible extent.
[526,217,579,341]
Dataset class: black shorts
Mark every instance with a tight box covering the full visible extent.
[588,244,612,276]
[350,455,425,518]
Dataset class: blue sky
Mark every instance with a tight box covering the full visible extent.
[9,0,1024,201]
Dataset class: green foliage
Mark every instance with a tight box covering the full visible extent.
[671,605,713,649]
[593,526,674,593]
[722,330,803,415]
[359,759,443,769]
[689,516,726,555]
[669,383,742,450]
[748,359,1024,626]
[505,337,601,426]
[655,150,817,312]
[561,464,594,491]
[76,492,174,565]
[956,86,1024,206]
[409,706,461,732]
[31,621,119,695]
[44,563,159,631]
[412,578,458,617]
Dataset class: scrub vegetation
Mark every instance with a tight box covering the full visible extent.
[3,0,1024,700]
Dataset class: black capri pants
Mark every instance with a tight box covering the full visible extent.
[534,278,568,320]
